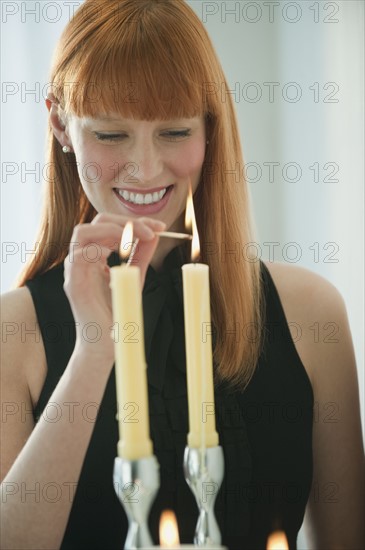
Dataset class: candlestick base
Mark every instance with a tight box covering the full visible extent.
[114,455,160,549]
[183,446,224,547]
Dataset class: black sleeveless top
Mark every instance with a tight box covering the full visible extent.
[25,248,313,550]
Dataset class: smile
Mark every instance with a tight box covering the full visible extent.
[113,185,174,214]
[115,187,168,205]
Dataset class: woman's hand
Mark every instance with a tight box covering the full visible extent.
[63,213,166,363]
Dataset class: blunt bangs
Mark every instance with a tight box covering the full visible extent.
[53,0,216,120]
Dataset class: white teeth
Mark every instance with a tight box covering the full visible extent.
[117,187,168,205]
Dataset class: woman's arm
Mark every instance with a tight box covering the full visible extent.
[267,262,365,549]
[1,213,165,549]
[302,279,364,549]
[1,300,115,549]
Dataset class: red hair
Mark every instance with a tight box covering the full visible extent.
[16,0,264,389]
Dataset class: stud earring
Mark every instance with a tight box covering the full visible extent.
[62,145,72,153]
[206,140,210,145]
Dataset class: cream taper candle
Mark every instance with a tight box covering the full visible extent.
[182,188,219,449]
[182,262,219,448]
[109,223,153,460]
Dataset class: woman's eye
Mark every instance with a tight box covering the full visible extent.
[93,129,191,142]
[94,132,127,142]
[161,129,191,141]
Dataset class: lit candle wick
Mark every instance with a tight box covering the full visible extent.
[267,530,289,550]
[120,221,134,262]
[185,183,200,262]
[159,510,180,547]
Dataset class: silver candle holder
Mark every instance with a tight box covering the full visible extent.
[113,455,160,550]
[183,445,225,547]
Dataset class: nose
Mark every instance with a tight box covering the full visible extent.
[124,137,164,187]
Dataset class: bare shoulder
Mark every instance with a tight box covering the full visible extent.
[1,286,47,407]
[263,261,350,386]
[264,262,364,546]
[263,260,345,311]
[264,261,364,547]
[2,286,37,322]
[1,288,48,481]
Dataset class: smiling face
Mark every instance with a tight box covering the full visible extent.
[65,114,206,232]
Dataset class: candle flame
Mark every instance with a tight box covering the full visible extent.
[159,509,180,547]
[185,185,200,262]
[267,531,289,550]
[120,222,134,261]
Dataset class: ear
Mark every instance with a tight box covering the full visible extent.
[46,95,73,152]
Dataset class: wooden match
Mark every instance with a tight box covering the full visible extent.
[156,231,192,240]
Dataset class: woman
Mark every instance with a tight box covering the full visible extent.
[1,0,364,548]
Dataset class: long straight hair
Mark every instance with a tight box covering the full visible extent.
[17,0,264,389]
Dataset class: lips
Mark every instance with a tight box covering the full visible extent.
[113,185,173,214]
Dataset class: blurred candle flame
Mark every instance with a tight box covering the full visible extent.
[120,222,134,261]
[185,185,200,262]
[159,509,180,547]
[267,530,289,550]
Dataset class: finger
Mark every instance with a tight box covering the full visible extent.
[65,244,113,267]
[91,212,166,233]
[70,220,164,250]
[64,245,113,286]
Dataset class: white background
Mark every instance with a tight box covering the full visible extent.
[1,2,364,547]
